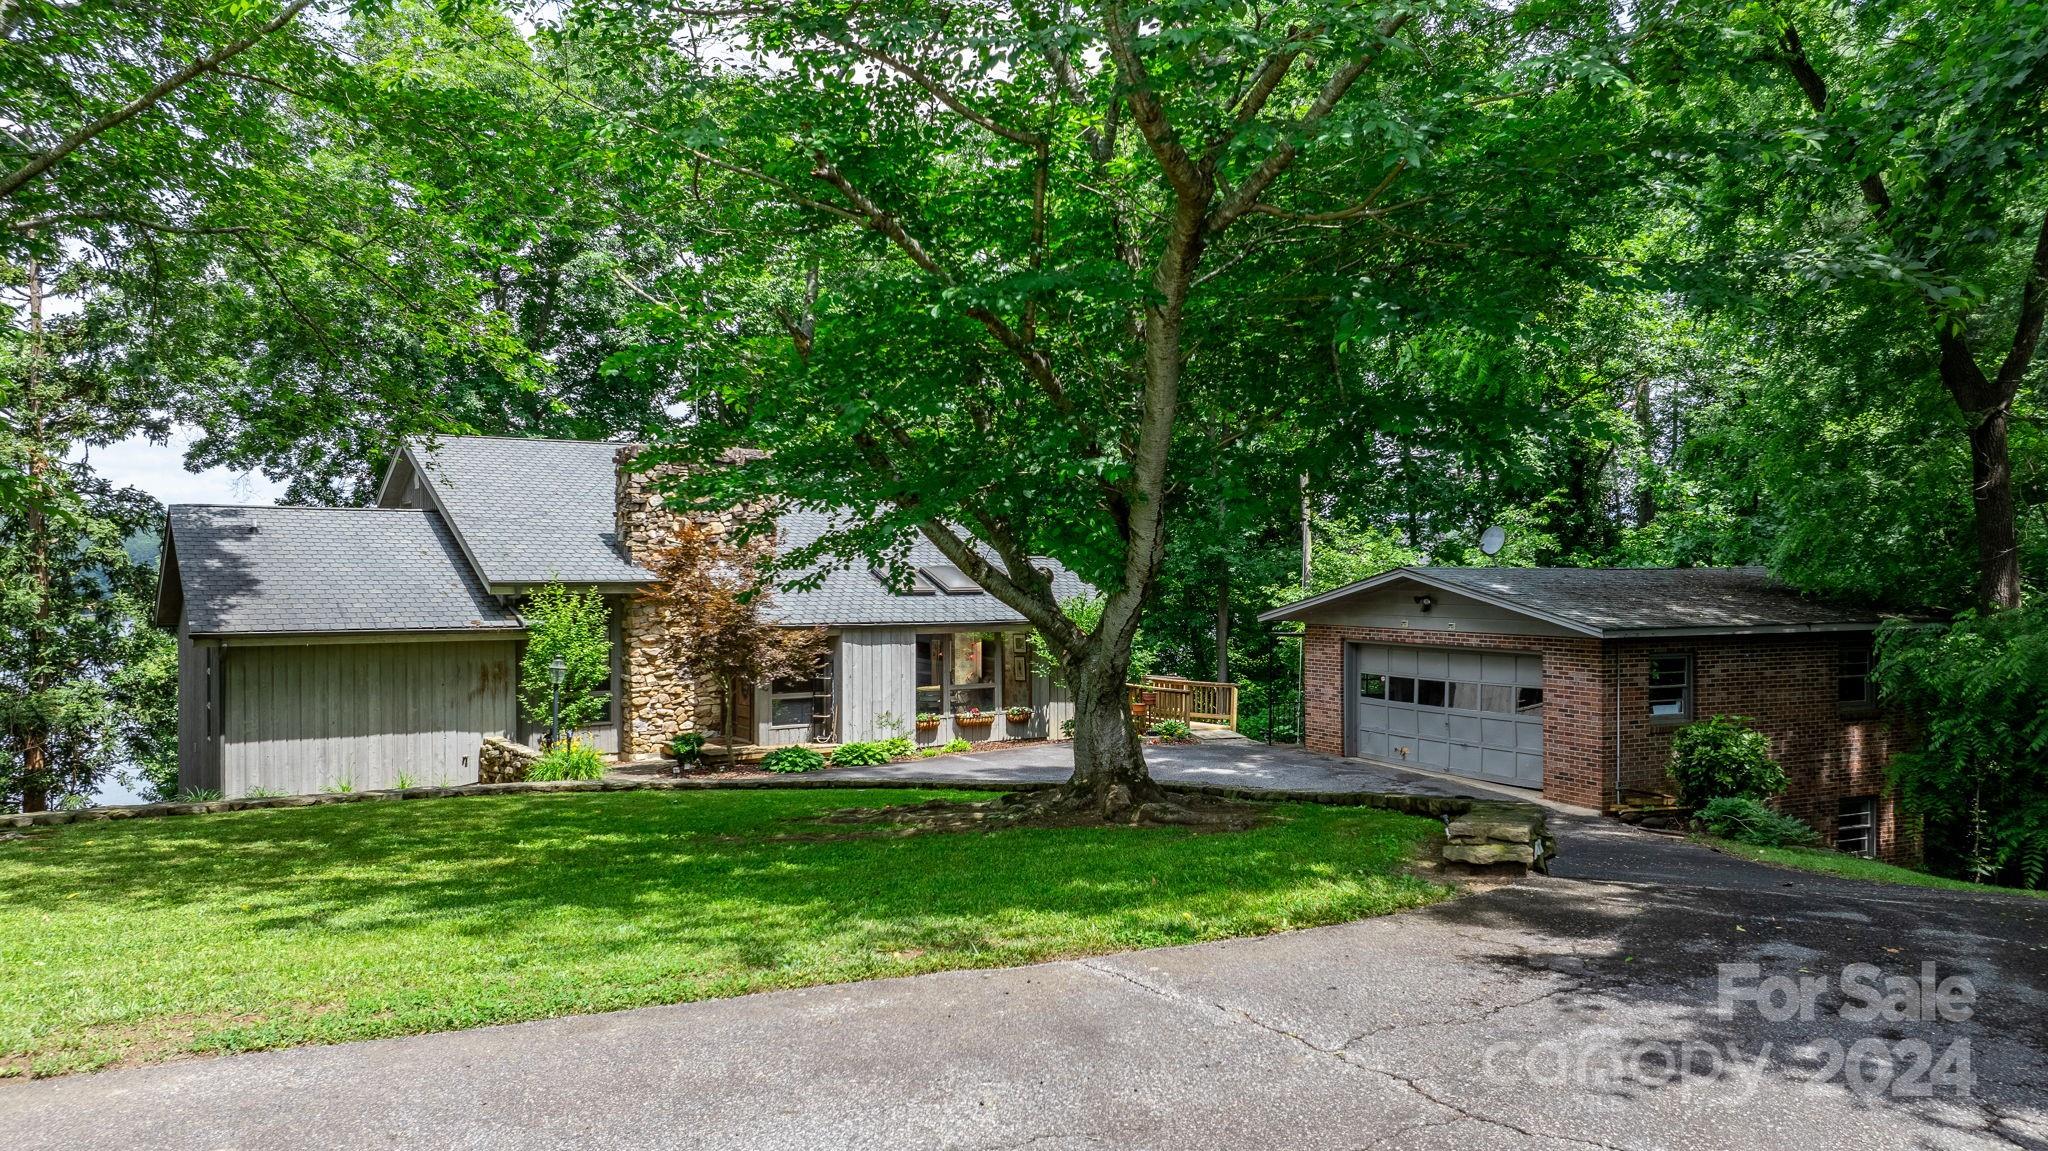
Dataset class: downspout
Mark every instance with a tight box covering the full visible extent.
[1612,645,1622,808]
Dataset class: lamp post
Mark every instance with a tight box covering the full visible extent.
[547,655,567,749]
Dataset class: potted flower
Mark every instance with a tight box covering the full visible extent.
[1005,705,1034,724]
[915,712,942,732]
[953,706,994,731]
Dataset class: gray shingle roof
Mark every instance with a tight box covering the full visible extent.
[401,436,653,587]
[165,505,523,636]
[1261,566,1882,637]
[764,509,1093,627]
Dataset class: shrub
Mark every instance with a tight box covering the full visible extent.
[528,739,607,781]
[880,737,915,760]
[1147,718,1193,741]
[394,773,418,791]
[761,745,826,773]
[172,787,223,803]
[517,583,613,731]
[670,731,707,766]
[829,741,893,767]
[941,738,972,754]
[1697,796,1821,848]
[1877,608,2048,888]
[242,786,286,799]
[1667,716,1785,806]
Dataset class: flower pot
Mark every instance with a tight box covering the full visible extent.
[915,720,942,732]
[1005,710,1034,724]
[955,716,993,729]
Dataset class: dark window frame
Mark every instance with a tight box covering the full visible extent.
[1837,639,1878,712]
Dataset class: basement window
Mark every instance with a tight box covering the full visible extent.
[1648,654,1692,720]
[1836,796,1877,858]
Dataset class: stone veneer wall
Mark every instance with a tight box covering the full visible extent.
[613,446,753,760]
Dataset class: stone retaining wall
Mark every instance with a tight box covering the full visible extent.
[479,737,541,784]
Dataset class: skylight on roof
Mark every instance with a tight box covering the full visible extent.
[871,567,936,596]
[919,565,983,595]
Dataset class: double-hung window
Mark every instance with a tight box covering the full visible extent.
[1835,797,1877,857]
[1648,654,1691,720]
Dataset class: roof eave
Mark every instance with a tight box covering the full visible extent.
[195,625,528,644]
[1256,566,1605,637]
[1598,621,1882,639]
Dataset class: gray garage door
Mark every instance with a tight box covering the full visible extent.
[1351,644,1544,788]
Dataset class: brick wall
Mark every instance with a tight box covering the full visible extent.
[1303,625,1612,810]
[1609,635,1917,863]
[1301,624,1917,861]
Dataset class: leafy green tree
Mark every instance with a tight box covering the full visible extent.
[557,0,1628,812]
[518,582,613,736]
[1877,609,2048,888]
[1643,0,2048,610]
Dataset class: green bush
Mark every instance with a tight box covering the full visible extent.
[1667,716,1786,806]
[880,737,915,760]
[1877,608,2048,888]
[1697,796,1821,848]
[528,739,608,782]
[829,741,893,767]
[172,787,223,803]
[941,738,972,754]
[761,745,826,773]
[1147,718,1193,741]
[669,731,707,766]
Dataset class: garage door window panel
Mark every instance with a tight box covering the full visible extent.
[1387,676,1416,703]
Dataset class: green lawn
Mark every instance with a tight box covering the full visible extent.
[0,788,1449,1078]
[1699,837,2046,899]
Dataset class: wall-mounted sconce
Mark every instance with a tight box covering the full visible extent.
[1413,594,1435,613]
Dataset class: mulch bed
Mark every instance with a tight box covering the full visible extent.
[628,736,1051,783]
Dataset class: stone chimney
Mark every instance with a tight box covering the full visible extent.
[614,445,695,760]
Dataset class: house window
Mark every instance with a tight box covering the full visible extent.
[770,652,833,730]
[1838,641,1876,707]
[950,634,999,714]
[1648,654,1691,720]
[1836,796,1877,857]
[915,634,946,715]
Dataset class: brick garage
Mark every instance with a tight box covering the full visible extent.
[1265,566,1918,863]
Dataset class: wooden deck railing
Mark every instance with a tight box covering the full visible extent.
[1126,675,1239,729]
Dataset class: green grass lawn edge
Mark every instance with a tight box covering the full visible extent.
[0,787,1455,1079]
[1695,835,2046,899]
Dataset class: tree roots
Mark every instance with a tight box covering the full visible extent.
[819,785,1265,833]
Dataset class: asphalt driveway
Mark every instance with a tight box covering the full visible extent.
[5,742,2044,1150]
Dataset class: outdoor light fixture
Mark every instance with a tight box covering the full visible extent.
[1413,595,1435,613]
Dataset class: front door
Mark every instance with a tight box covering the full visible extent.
[1352,644,1544,788]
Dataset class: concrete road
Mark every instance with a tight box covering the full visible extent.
[4,745,2044,1150]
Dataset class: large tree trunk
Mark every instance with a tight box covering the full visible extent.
[1967,407,2022,612]
[1064,647,1163,812]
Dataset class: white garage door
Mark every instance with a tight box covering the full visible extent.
[1351,644,1544,788]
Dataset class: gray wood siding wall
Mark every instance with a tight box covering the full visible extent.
[1296,583,1579,638]
[837,627,917,743]
[176,629,223,795]
[221,638,517,796]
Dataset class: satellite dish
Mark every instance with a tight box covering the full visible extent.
[1478,525,1507,556]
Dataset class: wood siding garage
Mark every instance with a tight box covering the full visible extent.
[1349,643,1544,788]
[220,638,518,795]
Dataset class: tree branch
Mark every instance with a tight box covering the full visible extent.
[1103,3,1210,204]
[1208,12,1414,234]
[817,30,1045,147]
[0,0,315,203]
[1995,207,2048,394]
